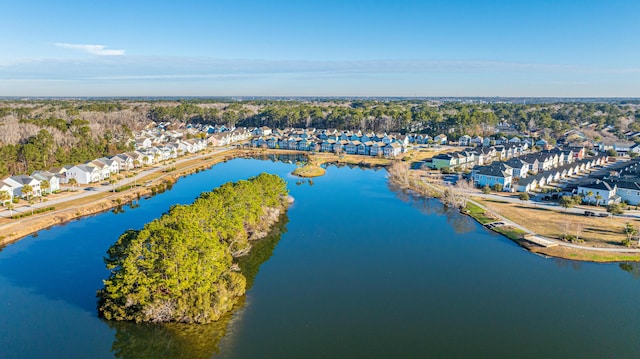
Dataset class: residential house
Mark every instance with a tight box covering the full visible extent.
[616,181,640,205]
[383,142,403,157]
[0,180,14,203]
[31,170,61,193]
[578,180,619,205]
[433,134,447,145]
[470,136,483,146]
[472,163,514,191]
[504,158,529,179]
[5,175,42,198]
[66,164,101,184]
[430,153,456,169]
[516,176,538,193]
[112,154,135,172]
[459,135,471,146]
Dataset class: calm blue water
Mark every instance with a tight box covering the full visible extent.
[1,158,639,358]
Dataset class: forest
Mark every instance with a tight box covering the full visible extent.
[97,173,289,324]
[1,98,639,176]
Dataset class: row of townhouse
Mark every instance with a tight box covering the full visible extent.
[458,134,553,148]
[576,159,640,205]
[407,134,448,145]
[596,140,640,156]
[258,129,443,146]
[208,128,252,146]
[0,139,210,200]
[0,167,75,202]
[136,123,249,151]
[249,128,409,157]
[134,129,186,150]
[472,154,607,192]
[424,143,530,170]
[65,139,208,185]
[251,136,406,157]
[0,175,45,203]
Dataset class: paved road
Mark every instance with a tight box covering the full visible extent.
[0,147,231,219]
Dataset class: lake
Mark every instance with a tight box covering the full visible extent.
[1,158,639,358]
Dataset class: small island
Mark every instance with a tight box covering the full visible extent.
[97,173,289,324]
[292,164,326,178]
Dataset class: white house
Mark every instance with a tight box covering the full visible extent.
[615,181,640,205]
[4,175,42,198]
[459,135,471,146]
[96,158,120,176]
[383,142,403,157]
[434,134,448,145]
[0,180,13,203]
[470,136,484,146]
[31,170,61,193]
[111,154,134,172]
[66,164,101,184]
[87,160,112,180]
[504,158,529,179]
[578,180,618,205]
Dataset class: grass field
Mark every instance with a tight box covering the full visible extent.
[474,198,639,247]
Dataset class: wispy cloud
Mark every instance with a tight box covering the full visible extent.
[2,56,640,81]
[55,43,125,56]
[1,56,639,97]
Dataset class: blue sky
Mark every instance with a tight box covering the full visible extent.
[1,0,639,97]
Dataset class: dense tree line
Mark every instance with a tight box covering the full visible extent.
[146,100,639,138]
[98,173,289,324]
[106,215,289,359]
[1,99,638,176]
[0,119,132,176]
[0,101,138,176]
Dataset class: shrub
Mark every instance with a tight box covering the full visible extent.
[607,203,624,215]
[11,206,55,219]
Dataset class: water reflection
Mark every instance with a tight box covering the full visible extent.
[107,214,289,359]
[390,184,475,235]
[619,262,640,279]
[249,153,308,165]
[554,258,584,271]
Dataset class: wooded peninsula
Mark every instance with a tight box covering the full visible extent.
[97,173,289,324]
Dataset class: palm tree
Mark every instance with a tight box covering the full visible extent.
[595,193,603,207]
[0,190,10,206]
[6,201,14,217]
[21,184,33,214]
[40,180,50,199]
[586,190,594,205]
[153,152,160,165]
[142,156,150,167]
[110,179,117,192]
[68,178,78,191]
[21,184,33,202]
[0,190,11,216]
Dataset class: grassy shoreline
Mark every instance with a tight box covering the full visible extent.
[403,170,640,262]
[292,164,326,178]
[463,200,640,262]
